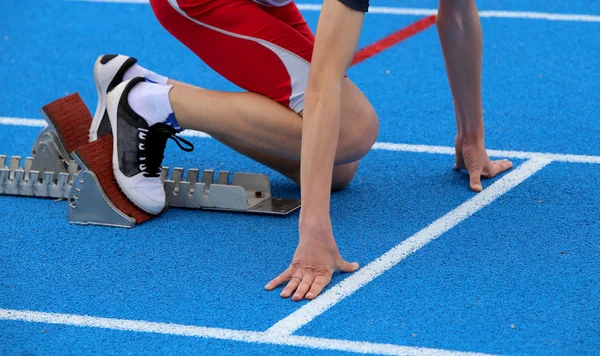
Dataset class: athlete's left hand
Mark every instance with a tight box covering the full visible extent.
[265,227,359,301]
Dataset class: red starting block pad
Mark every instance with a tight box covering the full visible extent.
[43,93,153,227]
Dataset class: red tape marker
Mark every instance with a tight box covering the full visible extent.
[351,15,437,66]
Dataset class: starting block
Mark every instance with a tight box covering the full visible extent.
[0,93,301,228]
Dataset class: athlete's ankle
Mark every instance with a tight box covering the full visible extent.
[123,63,169,85]
[127,81,183,132]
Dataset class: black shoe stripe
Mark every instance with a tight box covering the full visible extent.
[98,110,112,138]
[117,77,149,129]
[107,56,139,93]
[100,54,118,65]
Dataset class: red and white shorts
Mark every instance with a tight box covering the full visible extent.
[149,0,314,113]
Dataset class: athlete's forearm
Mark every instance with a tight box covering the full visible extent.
[437,0,484,140]
[299,0,365,232]
[299,84,342,230]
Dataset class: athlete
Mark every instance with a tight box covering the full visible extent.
[92,0,511,301]
[92,0,378,214]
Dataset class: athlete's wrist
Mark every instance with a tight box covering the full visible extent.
[459,117,484,141]
[299,208,332,231]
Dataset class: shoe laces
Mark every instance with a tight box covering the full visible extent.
[138,124,194,178]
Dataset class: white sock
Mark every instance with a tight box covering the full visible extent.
[123,64,169,85]
[127,81,181,131]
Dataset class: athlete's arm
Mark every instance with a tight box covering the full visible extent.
[437,0,512,191]
[265,0,366,301]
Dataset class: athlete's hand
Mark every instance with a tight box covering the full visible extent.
[454,134,513,192]
[265,226,359,301]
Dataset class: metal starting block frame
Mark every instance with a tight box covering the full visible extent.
[161,167,299,214]
[0,98,300,228]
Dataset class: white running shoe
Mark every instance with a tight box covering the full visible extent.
[106,78,193,215]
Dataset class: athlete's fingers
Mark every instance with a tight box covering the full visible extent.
[468,167,483,192]
[482,159,513,178]
[305,275,332,300]
[292,273,315,301]
[337,260,359,273]
[265,267,293,290]
[454,152,466,171]
[280,274,302,298]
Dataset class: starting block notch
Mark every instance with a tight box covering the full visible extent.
[162,168,301,215]
[0,93,301,227]
[0,155,74,199]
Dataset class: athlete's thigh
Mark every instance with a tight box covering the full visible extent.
[149,0,312,112]
[263,1,315,42]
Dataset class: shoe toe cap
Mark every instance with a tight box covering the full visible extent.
[132,178,166,215]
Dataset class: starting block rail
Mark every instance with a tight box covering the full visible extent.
[0,93,300,228]
[0,155,77,199]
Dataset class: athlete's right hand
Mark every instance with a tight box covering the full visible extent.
[454,134,513,192]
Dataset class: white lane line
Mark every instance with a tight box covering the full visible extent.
[371,142,600,164]
[472,10,600,22]
[266,157,552,336]
[0,117,47,127]
[2,117,599,164]
[69,0,600,23]
[0,308,494,356]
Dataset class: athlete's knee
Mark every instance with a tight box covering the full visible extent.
[354,103,379,156]
[338,94,379,164]
[331,161,360,191]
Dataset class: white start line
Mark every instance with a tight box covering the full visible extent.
[71,0,600,23]
[0,308,495,356]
